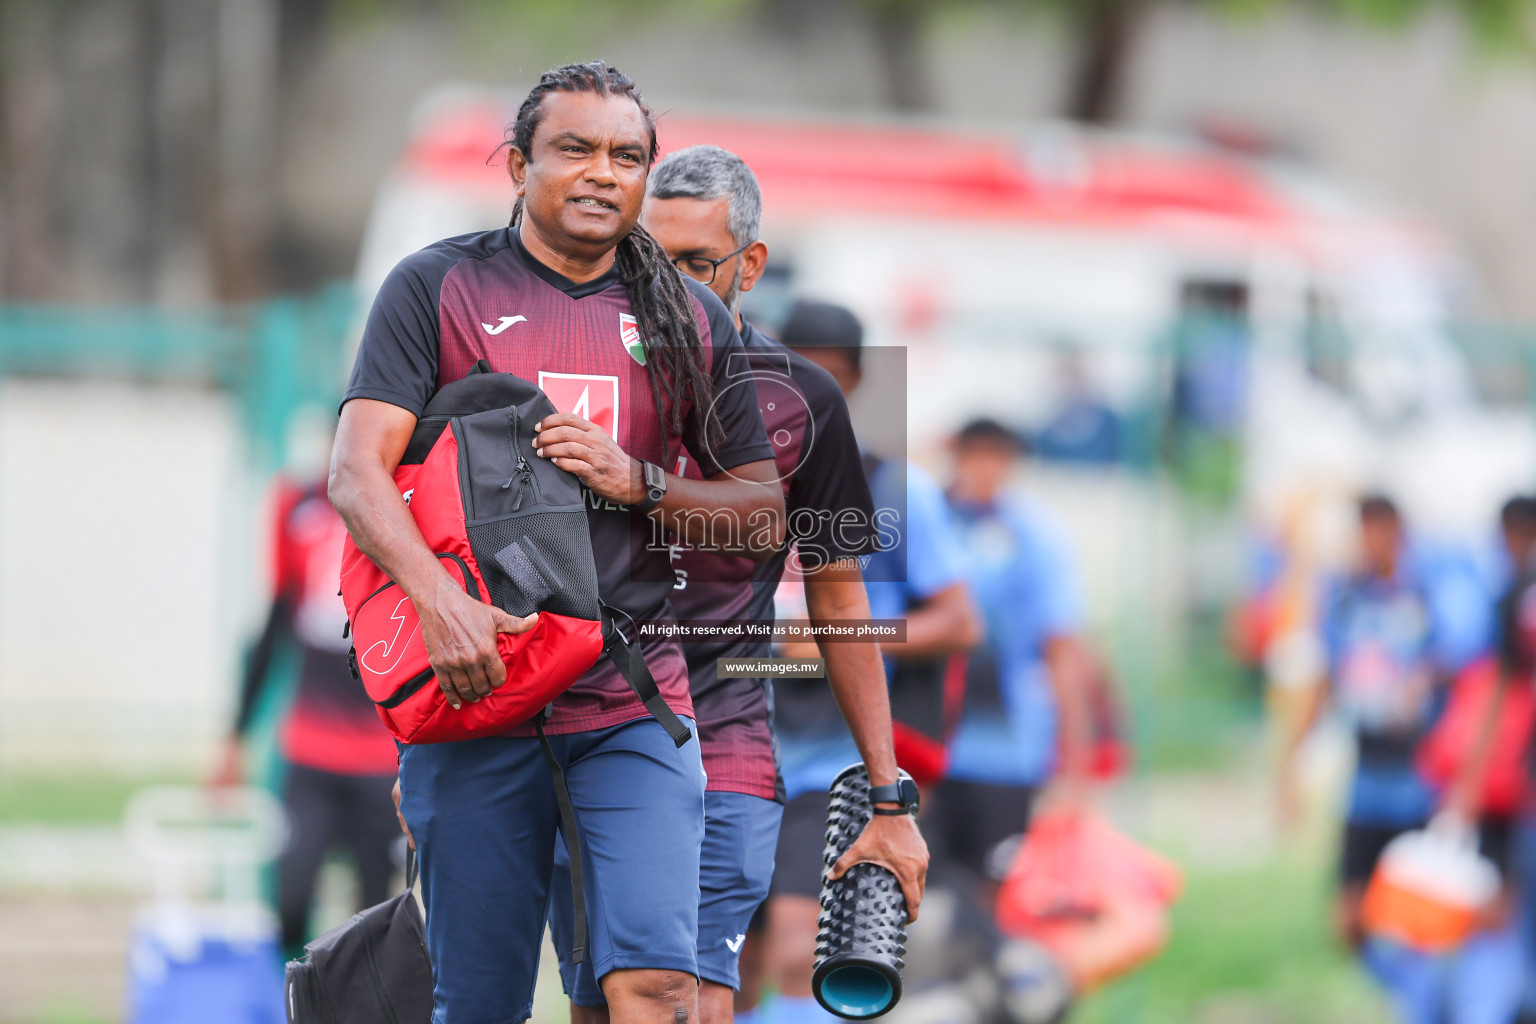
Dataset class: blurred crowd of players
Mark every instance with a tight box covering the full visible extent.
[1266,490,1536,1023]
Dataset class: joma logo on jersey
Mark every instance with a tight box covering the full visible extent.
[480,315,527,335]
[538,371,621,442]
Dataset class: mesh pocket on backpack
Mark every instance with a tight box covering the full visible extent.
[468,510,601,621]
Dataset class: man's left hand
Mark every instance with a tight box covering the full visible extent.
[392,777,414,850]
[533,413,643,506]
[830,811,929,922]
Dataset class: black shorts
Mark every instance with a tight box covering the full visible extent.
[1341,822,1414,888]
[924,778,1038,882]
[1341,817,1516,888]
[1479,815,1515,877]
[770,791,830,899]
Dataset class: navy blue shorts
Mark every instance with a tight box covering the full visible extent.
[551,789,782,1001]
[398,716,703,1024]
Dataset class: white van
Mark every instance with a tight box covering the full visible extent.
[354,88,1534,542]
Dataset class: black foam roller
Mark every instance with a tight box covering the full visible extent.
[811,763,909,1019]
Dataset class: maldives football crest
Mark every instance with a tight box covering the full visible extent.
[618,312,647,366]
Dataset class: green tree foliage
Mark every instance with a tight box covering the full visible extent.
[852,0,1536,119]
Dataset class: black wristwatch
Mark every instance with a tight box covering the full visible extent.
[632,460,668,513]
[869,774,920,816]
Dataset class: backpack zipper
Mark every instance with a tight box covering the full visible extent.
[500,407,543,511]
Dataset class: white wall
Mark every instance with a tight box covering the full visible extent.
[0,380,258,770]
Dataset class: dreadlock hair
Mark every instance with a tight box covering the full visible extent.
[506,60,721,450]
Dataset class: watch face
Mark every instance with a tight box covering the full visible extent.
[900,778,920,808]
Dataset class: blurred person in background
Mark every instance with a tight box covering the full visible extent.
[544,145,927,1024]
[936,418,1094,882]
[1278,494,1521,1023]
[1169,282,1250,503]
[214,475,401,957]
[1278,495,1439,936]
[1491,495,1536,1024]
[1450,496,1536,1023]
[761,299,981,1024]
[1033,351,1123,466]
[911,417,1096,1022]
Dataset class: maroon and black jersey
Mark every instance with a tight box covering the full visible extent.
[343,227,774,735]
[233,480,399,775]
[669,322,877,800]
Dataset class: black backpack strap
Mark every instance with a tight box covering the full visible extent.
[536,712,588,965]
[602,608,692,748]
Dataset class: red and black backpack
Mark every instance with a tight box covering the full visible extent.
[339,362,690,749]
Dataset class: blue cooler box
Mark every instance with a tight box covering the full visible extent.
[126,908,286,1024]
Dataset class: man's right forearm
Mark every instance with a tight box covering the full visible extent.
[1447,669,1507,816]
[1278,677,1327,777]
[332,399,532,707]
[1043,635,1093,781]
[879,582,981,660]
[804,574,900,789]
[328,454,455,603]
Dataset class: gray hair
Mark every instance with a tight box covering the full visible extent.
[648,144,762,246]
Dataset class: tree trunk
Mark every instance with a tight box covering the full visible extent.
[213,0,279,300]
[0,1,64,300]
[867,0,934,112]
[1065,0,1145,125]
[150,0,221,304]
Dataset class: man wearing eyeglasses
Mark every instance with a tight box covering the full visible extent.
[545,144,928,1024]
[667,235,760,314]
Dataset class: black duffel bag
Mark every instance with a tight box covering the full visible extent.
[285,848,432,1023]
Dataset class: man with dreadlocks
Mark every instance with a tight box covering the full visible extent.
[545,144,929,1024]
[329,62,784,1024]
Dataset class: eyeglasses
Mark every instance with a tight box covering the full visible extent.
[670,240,752,286]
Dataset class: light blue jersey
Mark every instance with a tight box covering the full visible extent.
[944,495,1083,787]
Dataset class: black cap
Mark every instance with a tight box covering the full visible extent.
[1358,492,1399,522]
[955,416,1026,452]
[1502,495,1536,531]
[780,299,863,369]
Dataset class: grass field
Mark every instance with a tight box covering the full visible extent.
[0,644,1390,1024]
[0,768,193,825]
[0,720,1394,1024]
[1076,828,1389,1024]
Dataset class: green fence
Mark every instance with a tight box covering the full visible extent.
[0,284,357,472]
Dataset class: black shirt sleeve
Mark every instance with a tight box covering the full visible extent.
[342,245,457,416]
[784,355,880,570]
[1498,576,1536,677]
[680,277,774,476]
[231,596,295,737]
